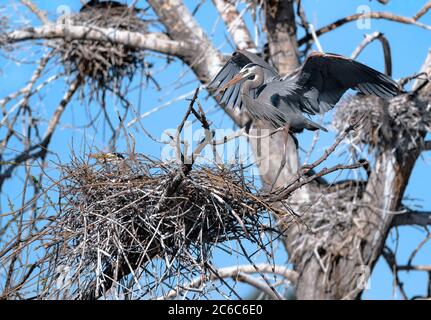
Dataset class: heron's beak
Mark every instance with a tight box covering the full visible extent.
[219,72,247,92]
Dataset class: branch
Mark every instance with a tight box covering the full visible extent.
[264,1,299,74]
[147,0,249,126]
[381,247,408,299]
[298,11,431,46]
[392,211,431,227]
[351,31,392,76]
[398,265,431,272]
[159,264,298,300]
[147,0,223,80]
[212,0,254,50]
[413,1,431,21]
[153,88,200,214]
[3,25,189,57]
[0,78,80,189]
[20,0,49,24]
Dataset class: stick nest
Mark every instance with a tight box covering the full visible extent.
[288,181,366,275]
[58,5,149,97]
[333,94,431,157]
[49,155,277,299]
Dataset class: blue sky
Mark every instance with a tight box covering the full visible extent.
[0,0,430,299]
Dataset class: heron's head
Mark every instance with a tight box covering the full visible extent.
[220,63,262,91]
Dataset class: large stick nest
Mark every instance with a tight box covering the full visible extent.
[48,155,279,299]
[58,4,149,97]
[333,94,431,158]
[288,180,366,270]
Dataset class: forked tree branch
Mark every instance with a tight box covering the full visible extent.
[212,0,255,50]
[0,78,80,188]
[159,264,298,300]
[298,11,431,46]
[351,31,392,76]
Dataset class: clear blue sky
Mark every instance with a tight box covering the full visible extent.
[0,0,430,299]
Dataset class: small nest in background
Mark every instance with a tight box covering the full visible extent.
[48,155,277,299]
[59,4,149,97]
[333,94,431,157]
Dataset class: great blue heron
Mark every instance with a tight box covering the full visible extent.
[208,50,398,136]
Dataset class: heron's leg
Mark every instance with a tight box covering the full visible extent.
[270,124,290,191]
[244,119,253,134]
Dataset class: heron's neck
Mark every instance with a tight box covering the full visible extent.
[241,69,264,96]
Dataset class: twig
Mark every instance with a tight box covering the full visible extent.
[158,263,298,300]
[20,0,49,24]
[397,265,431,272]
[298,11,431,47]
[0,78,81,189]
[351,31,392,76]
[413,1,431,21]
[308,24,323,53]
[382,247,408,299]
[154,88,200,213]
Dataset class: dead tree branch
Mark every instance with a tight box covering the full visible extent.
[159,263,298,300]
[3,26,189,57]
[20,0,49,24]
[351,31,392,76]
[212,0,255,50]
[413,1,431,21]
[392,211,431,227]
[298,11,431,46]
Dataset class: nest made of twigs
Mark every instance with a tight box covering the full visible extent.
[288,180,366,275]
[47,155,277,299]
[333,94,431,158]
[58,4,149,97]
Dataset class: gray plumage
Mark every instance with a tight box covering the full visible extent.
[208,50,399,132]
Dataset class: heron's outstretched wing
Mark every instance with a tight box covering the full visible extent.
[287,52,399,115]
[207,50,278,110]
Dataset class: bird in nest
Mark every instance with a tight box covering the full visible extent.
[90,152,125,164]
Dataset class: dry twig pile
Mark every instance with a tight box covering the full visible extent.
[47,154,278,299]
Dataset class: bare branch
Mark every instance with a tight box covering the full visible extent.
[413,1,431,21]
[298,11,431,47]
[381,247,408,299]
[3,26,189,57]
[392,211,431,227]
[147,0,223,80]
[398,265,431,272]
[0,78,80,188]
[351,31,392,76]
[159,264,298,300]
[20,0,49,24]
[212,0,254,50]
